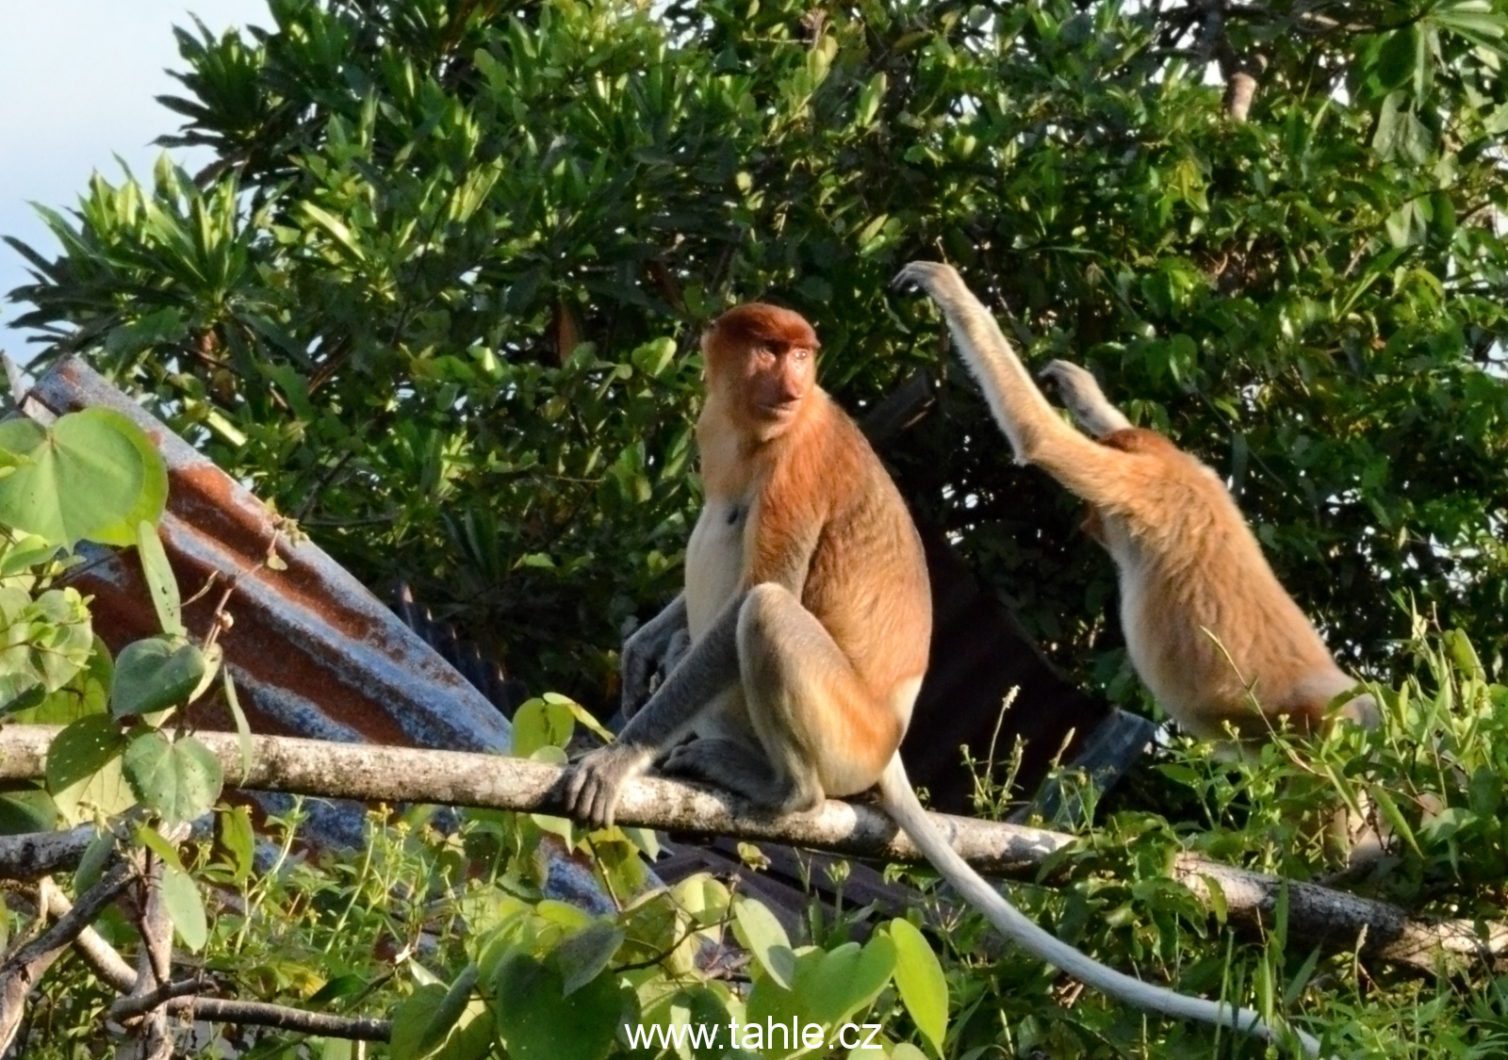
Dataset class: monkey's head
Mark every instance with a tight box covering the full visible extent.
[701,303,820,439]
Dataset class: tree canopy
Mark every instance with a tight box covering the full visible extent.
[8,0,1507,703]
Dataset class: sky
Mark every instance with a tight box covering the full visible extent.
[0,0,269,362]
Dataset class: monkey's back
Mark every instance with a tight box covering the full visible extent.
[781,392,933,707]
[1102,436,1348,735]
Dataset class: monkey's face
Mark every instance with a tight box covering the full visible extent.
[741,338,815,432]
[702,304,820,439]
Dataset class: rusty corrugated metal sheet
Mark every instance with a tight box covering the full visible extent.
[22,358,521,850]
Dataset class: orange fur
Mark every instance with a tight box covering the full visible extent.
[694,304,928,784]
[566,295,1319,1051]
[898,261,1374,743]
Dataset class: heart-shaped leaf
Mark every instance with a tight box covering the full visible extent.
[489,950,625,1060]
[111,637,206,718]
[122,731,223,824]
[46,713,126,793]
[0,408,167,549]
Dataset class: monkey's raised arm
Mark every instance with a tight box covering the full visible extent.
[894,262,1153,513]
[1039,359,1133,439]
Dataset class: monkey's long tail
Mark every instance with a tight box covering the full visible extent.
[876,757,1321,1058]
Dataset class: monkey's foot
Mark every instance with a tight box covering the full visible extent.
[661,737,772,794]
[663,738,821,815]
[562,744,652,829]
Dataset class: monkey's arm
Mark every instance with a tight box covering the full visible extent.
[895,261,1150,510]
[565,524,821,827]
[565,595,741,826]
[619,594,691,721]
[1039,360,1133,439]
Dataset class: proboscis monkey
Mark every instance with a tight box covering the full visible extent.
[562,302,1317,1055]
[895,260,1377,744]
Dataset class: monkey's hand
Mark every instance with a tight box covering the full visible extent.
[562,743,654,829]
[620,616,691,721]
[891,260,970,310]
[1039,360,1132,438]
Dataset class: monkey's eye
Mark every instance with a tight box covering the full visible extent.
[791,347,810,362]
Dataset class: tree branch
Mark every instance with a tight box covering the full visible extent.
[0,725,1499,975]
[0,826,96,881]
[171,998,390,1040]
[44,887,390,1041]
[109,976,217,1023]
[129,851,174,1059]
[0,860,135,1052]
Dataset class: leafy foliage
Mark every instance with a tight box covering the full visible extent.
[7,0,1505,705]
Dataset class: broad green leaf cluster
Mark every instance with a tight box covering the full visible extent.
[0,409,251,954]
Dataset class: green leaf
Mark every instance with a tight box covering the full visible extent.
[512,697,574,755]
[300,201,367,263]
[52,751,134,826]
[0,533,59,578]
[160,861,209,951]
[888,919,948,1057]
[222,669,253,783]
[731,896,796,989]
[46,713,126,793]
[134,821,188,873]
[0,586,94,712]
[1368,784,1421,856]
[391,984,449,1060]
[856,71,888,127]
[136,521,183,638]
[551,693,614,744]
[75,829,114,892]
[1433,0,1508,52]
[1374,25,1425,92]
[553,922,625,996]
[391,965,479,1060]
[489,950,625,1060]
[122,731,224,824]
[0,789,57,834]
[0,408,167,549]
[796,935,897,1026]
[111,637,207,718]
[218,804,255,884]
[629,337,676,379]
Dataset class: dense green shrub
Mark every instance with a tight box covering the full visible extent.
[9,0,1505,707]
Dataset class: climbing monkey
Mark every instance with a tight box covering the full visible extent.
[561,302,1317,1055]
[895,259,1376,742]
